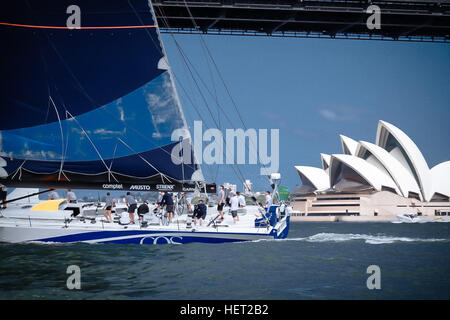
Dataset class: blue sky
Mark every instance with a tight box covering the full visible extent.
[162,34,450,192]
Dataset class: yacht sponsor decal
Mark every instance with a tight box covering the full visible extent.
[130,185,152,191]
[140,236,183,245]
[102,184,123,190]
[156,184,175,191]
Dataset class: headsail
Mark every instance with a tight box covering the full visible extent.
[0,0,214,193]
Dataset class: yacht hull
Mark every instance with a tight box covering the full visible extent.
[0,217,290,245]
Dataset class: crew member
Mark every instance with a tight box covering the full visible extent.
[229,192,239,224]
[0,184,7,209]
[137,201,150,222]
[217,185,225,222]
[161,191,174,223]
[104,192,114,223]
[125,192,137,224]
[265,191,272,210]
[193,199,207,226]
[49,190,60,200]
[67,189,77,203]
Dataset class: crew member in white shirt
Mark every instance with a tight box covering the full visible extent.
[67,189,77,203]
[229,192,240,224]
[265,191,272,210]
[49,190,60,200]
[236,191,246,207]
[236,191,246,222]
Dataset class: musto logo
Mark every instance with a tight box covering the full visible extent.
[140,236,183,245]
[130,185,152,191]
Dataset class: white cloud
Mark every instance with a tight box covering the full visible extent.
[319,109,340,121]
[318,106,365,122]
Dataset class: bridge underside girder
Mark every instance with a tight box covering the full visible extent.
[152,0,450,42]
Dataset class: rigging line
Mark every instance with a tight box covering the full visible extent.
[168,38,236,128]
[171,41,248,184]
[170,63,219,182]
[157,6,248,186]
[171,40,217,130]
[179,0,249,134]
[60,99,71,182]
[136,5,232,189]
[180,1,272,183]
[134,2,248,186]
[60,114,72,182]
[168,39,249,185]
[65,111,119,183]
[10,160,26,181]
[127,0,191,135]
[108,143,118,171]
[107,143,119,183]
[156,8,224,133]
[35,26,72,181]
[156,6,246,137]
[49,96,65,181]
[142,2,219,181]
[156,5,223,128]
[200,40,272,186]
[172,77,216,182]
[125,0,202,173]
[101,105,198,172]
[154,6,203,123]
[171,39,266,185]
[39,9,198,174]
[166,39,250,186]
[166,41,245,184]
[116,137,170,184]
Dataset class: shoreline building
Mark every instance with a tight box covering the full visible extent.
[292,120,450,221]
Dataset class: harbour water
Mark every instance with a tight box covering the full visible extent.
[0,222,448,300]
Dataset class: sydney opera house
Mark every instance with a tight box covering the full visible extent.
[292,120,450,221]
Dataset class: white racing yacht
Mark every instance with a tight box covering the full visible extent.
[0,193,290,244]
[0,0,291,244]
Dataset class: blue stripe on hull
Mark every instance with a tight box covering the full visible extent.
[35,229,272,244]
[101,236,248,245]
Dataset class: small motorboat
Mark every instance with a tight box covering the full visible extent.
[395,213,422,223]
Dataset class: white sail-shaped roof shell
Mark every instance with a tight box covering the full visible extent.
[294,166,330,191]
[340,135,358,155]
[330,154,400,194]
[376,120,432,201]
[320,153,331,172]
[430,161,450,198]
[356,141,422,199]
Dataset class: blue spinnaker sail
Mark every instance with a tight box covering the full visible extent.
[0,0,212,192]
